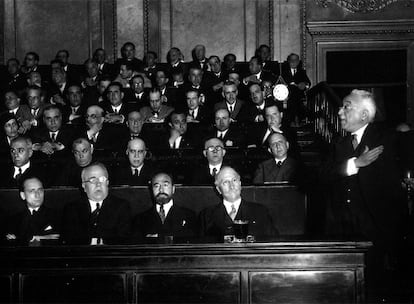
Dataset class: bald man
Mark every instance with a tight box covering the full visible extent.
[199,166,278,241]
[62,162,132,245]
[112,138,154,186]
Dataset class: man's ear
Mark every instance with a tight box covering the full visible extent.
[203,150,207,158]
[286,141,290,150]
[222,90,225,98]
[19,191,26,201]
[121,92,124,100]
[172,184,176,194]
[222,149,226,157]
[215,185,221,195]
[268,147,272,154]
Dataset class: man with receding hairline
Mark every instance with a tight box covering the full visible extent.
[112,138,154,186]
[321,90,407,291]
[62,162,132,245]
[199,166,278,241]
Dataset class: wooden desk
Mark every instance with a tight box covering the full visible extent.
[0,241,371,303]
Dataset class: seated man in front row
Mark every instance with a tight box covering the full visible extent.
[61,162,132,245]
[4,176,60,245]
[112,138,154,186]
[253,133,299,184]
[132,172,197,242]
[199,166,278,241]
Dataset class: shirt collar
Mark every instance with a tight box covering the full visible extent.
[131,163,144,174]
[208,163,222,172]
[223,198,242,215]
[112,104,122,111]
[88,199,103,213]
[156,199,173,217]
[28,206,40,214]
[15,161,30,174]
[351,123,369,144]
[274,156,287,163]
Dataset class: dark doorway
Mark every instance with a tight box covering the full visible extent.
[326,50,407,126]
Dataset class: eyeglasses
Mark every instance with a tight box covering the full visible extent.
[206,146,224,152]
[83,176,108,185]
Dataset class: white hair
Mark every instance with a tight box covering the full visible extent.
[347,89,376,122]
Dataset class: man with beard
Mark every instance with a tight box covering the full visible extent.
[61,162,132,245]
[132,172,197,242]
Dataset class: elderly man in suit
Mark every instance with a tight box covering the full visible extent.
[112,138,153,186]
[4,177,60,245]
[82,105,129,152]
[321,89,406,245]
[55,138,95,187]
[0,136,45,188]
[132,172,197,242]
[140,88,174,123]
[320,90,407,300]
[199,166,278,242]
[62,162,132,245]
[191,137,227,185]
[25,85,46,128]
[31,105,76,156]
[253,133,299,184]
[62,84,87,125]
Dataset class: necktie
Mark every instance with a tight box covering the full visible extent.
[152,111,159,118]
[229,204,237,221]
[158,204,166,224]
[90,202,101,235]
[72,107,77,114]
[31,109,36,116]
[190,110,195,119]
[218,132,223,140]
[51,132,56,142]
[229,105,233,113]
[15,167,23,180]
[133,168,139,176]
[292,69,297,75]
[212,167,217,177]
[114,108,119,114]
[352,134,358,150]
[277,161,282,168]
[31,209,37,216]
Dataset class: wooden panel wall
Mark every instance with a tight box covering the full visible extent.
[2,0,115,65]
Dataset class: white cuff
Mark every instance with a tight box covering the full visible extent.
[346,157,359,176]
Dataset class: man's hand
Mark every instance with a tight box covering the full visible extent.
[6,234,16,240]
[105,113,124,124]
[355,145,384,168]
[51,94,66,106]
[40,142,55,155]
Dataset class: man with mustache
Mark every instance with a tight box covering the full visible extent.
[132,172,197,242]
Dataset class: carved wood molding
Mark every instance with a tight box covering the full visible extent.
[307,20,414,35]
[144,0,149,54]
[269,0,274,60]
[314,0,413,13]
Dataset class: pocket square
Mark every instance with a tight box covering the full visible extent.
[44,225,53,231]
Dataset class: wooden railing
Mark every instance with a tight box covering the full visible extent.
[306,82,345,143]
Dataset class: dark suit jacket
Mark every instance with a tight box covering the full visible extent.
[157,132,195,149]
[253,157,298,184]
[186,106,212,124]
[213,99,251,123]
[31,126,77,152]
[5,204,60,244]
[115,57,144,73]
[191,162,228,185]
[82,124,129,152]
[62,103,88,125]
[199,200,278,241]
[140,105,174,123]
[246,123,300,159]
[61,194,132,245]
[0,162,48,188]
[123,88,149,109]
[320,123,407,245]
[102,102,135,119]
[112,162,153,186]
[281,64,311,86]
[206,125,246,148]
[132,204,197,242]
